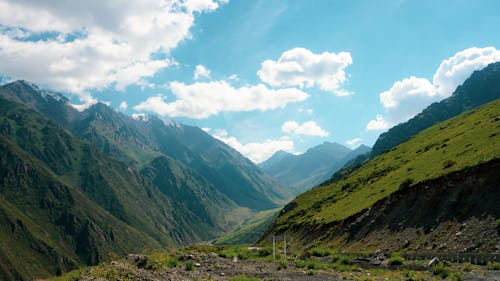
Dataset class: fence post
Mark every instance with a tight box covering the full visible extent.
[284,235,287,259]
[272,235,276,261]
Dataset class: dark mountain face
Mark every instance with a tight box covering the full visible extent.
[259,142,369,193]
[371,62,500,156]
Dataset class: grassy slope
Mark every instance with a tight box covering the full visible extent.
[273,99,500,233]
[214,208,281,245]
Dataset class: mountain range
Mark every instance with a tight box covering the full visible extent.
[260,142,370,193]
[0,81,291,279]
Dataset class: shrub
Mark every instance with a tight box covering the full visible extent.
[306,269,316,275]
[277,259,288,270]
[185,261,194,271]
[388,255,404,266]
[449,272,463,281]
[309,247,332,257]
[487,261,500,270]
[432,262,450,279]
[461,262,472,272]
[229,275,261,281]
[295,260,306,268]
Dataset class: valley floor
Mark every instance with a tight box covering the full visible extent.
[47,246,500,281]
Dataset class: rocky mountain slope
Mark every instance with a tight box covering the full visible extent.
[260,142,370,193]
[0,81,289,280]
[262,98,500,253]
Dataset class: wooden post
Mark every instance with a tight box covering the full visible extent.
[272,235,276,260]
[284,235,287,259]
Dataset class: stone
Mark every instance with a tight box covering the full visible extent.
[428,257,439,267]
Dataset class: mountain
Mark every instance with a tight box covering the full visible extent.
[371,61,500,156]
[0,81,290,210]
[0,81,289,279]
[262,98,500,253]
[260,142,370,193]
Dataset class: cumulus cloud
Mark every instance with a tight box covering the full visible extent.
[366,114,390,131]
[281,120,329,137]
[346,137,362,148]
[433,46,500,97]
[118,101,128,111]
[0,0,225,101]
[257,48,352,96]
[194,65,211,80]
[133,80,309,119]
[366,47,500,130]
[212,129,294,163]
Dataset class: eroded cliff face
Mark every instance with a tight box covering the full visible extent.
[287,159,500,253]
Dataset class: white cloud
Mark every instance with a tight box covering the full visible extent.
[433,46,500,97]
[281,120,329,137]
[257,47,353,96]
[366,114,390,131]
[379,76,439,123]
[346,137,362,148]
[212,129,294,163]
[118,101,128,111]
[194,64,211,80]
[0,0,226,102]
[133,80,309,119]
[367,47,500,130]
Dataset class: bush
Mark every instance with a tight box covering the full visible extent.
[449,272,463,281]
[432,263,450,279]
[295,260,306,268]
[306,269,316,275]
[229,275,261,281]
[309,247,332,257]
[277,259,288,270]
[461,262,472,272]
[336,255,352,265]
[388,255,405,266]
[487,261,500,270]
[185,261,194,271]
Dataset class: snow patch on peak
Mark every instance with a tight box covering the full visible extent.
[132,113,150,122]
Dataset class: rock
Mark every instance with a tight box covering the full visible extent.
[195,262,201,267]
[428,257,439,266]
[233,256,238,263]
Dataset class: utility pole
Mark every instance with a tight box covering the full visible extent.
[284,235,287,259]
[272,235,276,260]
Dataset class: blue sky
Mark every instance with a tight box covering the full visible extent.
[1,0,500,162]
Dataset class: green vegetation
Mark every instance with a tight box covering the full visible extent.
[432,262,450,279]
[309,247,333,257]
[215,208,281,245]
[273,99,500,236]
[229,275,262,281]
[185,261,194,271]
[487,261,500,270]
[277,259,288,270]
[388,255,405,266]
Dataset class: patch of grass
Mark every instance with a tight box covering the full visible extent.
[309,247,332,257]
[185,261,195,271]
[387,255,404,266]
[306,269,316,275]
[277,259,288,270]
[461,262,472,272]
[449,272,463,281]
[45,267,88,281]
[487,261,500,270]
[229,274,262,281]
[432,262,450,279]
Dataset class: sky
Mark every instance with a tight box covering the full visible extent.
[1,0,500,163]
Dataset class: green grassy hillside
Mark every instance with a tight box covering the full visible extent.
[269,98,500,236]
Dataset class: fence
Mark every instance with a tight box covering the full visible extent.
[402,252,500,265]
